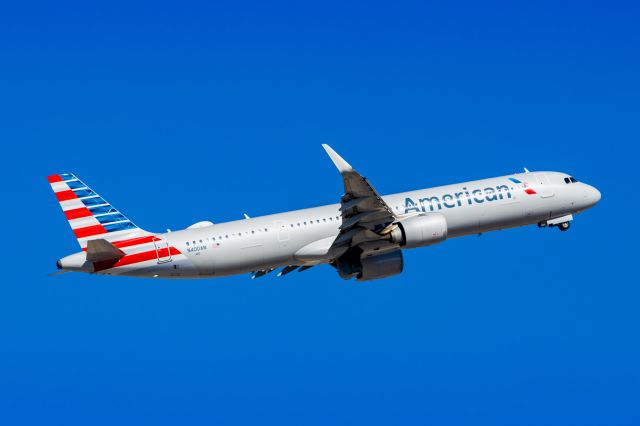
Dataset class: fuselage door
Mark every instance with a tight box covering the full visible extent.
[275,220,290,242]
[154,239,173,264]
[534,173,554,198]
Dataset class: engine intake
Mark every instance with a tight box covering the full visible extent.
[390,213,447,249]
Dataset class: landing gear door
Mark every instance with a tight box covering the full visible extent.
[154,239,173,264]
[534,173,554,198]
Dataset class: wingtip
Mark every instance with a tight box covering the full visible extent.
[322,144,353,173]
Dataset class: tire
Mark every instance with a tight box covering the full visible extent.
[559,222,570,232]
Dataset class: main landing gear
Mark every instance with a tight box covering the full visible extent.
[558,221,571,232]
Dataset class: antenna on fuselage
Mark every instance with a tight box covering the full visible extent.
[523,167,531,173]
[243,213,250,219]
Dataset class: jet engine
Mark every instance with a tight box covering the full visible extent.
[389,213,447,249]
[335,249,404,282]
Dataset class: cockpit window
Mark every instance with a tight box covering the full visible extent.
[564,177,570,184]
[570,177,578,183]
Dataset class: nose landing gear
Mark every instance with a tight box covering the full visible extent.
[538,214,573,232]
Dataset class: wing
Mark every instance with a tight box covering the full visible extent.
[322,144,399,253]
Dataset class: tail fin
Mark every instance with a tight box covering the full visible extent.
[47,173,152,249]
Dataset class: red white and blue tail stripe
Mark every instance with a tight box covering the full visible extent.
[47,173,152,249]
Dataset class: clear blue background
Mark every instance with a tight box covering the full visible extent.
[1,1,638,425]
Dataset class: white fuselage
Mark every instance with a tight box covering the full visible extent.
[66,171,598,279]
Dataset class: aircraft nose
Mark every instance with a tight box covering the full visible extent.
[582,184,601,208]
[589,185,601,204]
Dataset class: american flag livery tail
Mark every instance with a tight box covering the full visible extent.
[47,173,152,249]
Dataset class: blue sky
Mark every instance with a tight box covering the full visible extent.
[1,1,639,425]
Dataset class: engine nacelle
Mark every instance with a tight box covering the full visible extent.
[390,213,447,249]
[336,249,404,282]
[359,250,404,281]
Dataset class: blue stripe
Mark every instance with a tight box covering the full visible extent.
[66,180,85,190]
[104,222,137,232]
[81,197,107,206]
[88,205,116,215]
[95,213,127,224]
[73,188,96,198]
[508,178,521,184]
[60,173,76,181]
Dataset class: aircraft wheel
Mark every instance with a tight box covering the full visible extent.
[558,222,571,232]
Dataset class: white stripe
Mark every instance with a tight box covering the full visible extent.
[100,219,129,226]
[60,198,84,211]
[78,194,99,201]
[69,216,100,229]
[51,182,70,192]
[120,242,157,255]
[86,203,110,209]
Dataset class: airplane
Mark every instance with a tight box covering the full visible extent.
[50,145,601,281]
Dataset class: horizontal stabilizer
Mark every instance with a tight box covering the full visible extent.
[86,239,126,262]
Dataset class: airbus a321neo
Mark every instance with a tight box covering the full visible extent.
[51,145,600,281]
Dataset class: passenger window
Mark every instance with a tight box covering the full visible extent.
[186,242,190,246]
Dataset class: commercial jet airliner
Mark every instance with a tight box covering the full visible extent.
[50,145,601,281]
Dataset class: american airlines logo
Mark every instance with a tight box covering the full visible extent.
[404,179,534,214]
[509,177,537,195]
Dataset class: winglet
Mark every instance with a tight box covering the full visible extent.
[322,144,353,173]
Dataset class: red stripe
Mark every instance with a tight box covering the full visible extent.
[74,224,107,239]
[81,235,161,252]
[112,250,158,267]
[55,190,77,202]
[64,207,93,220]
[112,235,159,249]
[47,174,62,183]
[524,188,537,195]
[95,246,182,271]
